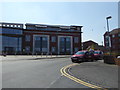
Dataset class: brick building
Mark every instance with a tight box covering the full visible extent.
[83,40,98,50]
[23,23,83,55]
[104,28,120,55]
[82,40,106,52]
[0,22,83,55]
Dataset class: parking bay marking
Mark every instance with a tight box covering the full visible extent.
[60,63,108,90]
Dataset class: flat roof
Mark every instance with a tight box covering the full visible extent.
[25,23,83,28]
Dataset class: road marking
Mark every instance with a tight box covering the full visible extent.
[60,63,108,90]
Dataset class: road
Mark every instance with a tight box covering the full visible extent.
[2,58,88,88]
[1,57,118,89]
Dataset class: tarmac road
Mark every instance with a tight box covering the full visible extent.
[1,57,118,89]
[2,57,88,88]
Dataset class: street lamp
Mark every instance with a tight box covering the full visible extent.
[106,16,112,54]
[106,16,112,32]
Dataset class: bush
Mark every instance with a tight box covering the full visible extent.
[115,58,120,66]
[103,55,116,64]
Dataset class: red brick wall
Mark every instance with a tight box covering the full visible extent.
[23,29,82,54]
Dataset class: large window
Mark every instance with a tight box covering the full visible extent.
[51,47,56,53]
[1,28,22,35]
[59,37,71,54]
[74,37,79,43]
[2,36,22,53]
[47,27,59,31]
[51,36,56,42]
[34,36,48,53]
[25,46,30,52]
[25,35,31,41]
[42,37,48,52]
[118,34,120,37]
[74,47,78,53]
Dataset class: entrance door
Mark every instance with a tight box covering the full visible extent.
[34,36,48,54]
[59,37,71,55]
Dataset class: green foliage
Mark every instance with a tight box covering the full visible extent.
[104,51,120,57]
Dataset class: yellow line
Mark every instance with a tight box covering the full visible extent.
[60,63,108,90]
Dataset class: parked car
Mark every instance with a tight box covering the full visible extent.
[94,50,103,60]
[117,56,120,58]
[71,50,94,63]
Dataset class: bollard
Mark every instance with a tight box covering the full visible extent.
[41,53,42,57]
[32,53,34,57]
[3,53,6,57]
[15,52,16,56]
[36,53,37,57]
[51,53,52,57]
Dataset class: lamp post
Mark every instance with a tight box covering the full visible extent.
[106,16,112,54]
[106,16,112,32]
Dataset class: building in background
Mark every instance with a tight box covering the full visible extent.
[82,40,106,52]
[0,22,23,54]
[83,40,98,50]
[104,28,120,55]
[23,23,83,55]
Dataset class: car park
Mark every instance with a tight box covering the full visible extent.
[71,50,94,63]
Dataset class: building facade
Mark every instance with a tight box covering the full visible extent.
[0,22,82,55]
[82,40,98,50]
[104,28,120,55]
[0,22,23,54]
[82,40,106,52]
[23,23,83,55]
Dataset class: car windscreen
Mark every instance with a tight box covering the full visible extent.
[75,51,85,55]
[94,51,99,54]
[94,51,103,54]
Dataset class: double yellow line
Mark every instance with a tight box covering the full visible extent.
[60,63,107,90]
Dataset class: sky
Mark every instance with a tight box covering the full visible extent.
[0,1,118,45]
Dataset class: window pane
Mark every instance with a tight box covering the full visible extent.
[52,47,56,52]
[2,36,22,52]
[51,36,56,42]
[74,37,78,43]
[74,47,78,52]
[25,35,30,41]
[25,46,30,51]
[34,36,48,53]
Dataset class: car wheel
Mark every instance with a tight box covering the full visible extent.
[71,60,76,63]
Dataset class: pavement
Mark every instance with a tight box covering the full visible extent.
[0,55,71,61]
[69,60,119,89]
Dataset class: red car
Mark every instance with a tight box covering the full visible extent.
[94,50,103,60]
[71,50,94,63]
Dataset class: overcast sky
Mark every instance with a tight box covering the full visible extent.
[0,2,118,45]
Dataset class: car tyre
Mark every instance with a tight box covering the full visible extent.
[71,60,76,63]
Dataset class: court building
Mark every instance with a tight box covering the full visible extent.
[23,23,83,55]
[0,22,83,55]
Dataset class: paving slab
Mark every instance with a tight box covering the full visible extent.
[69,60,119,89]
